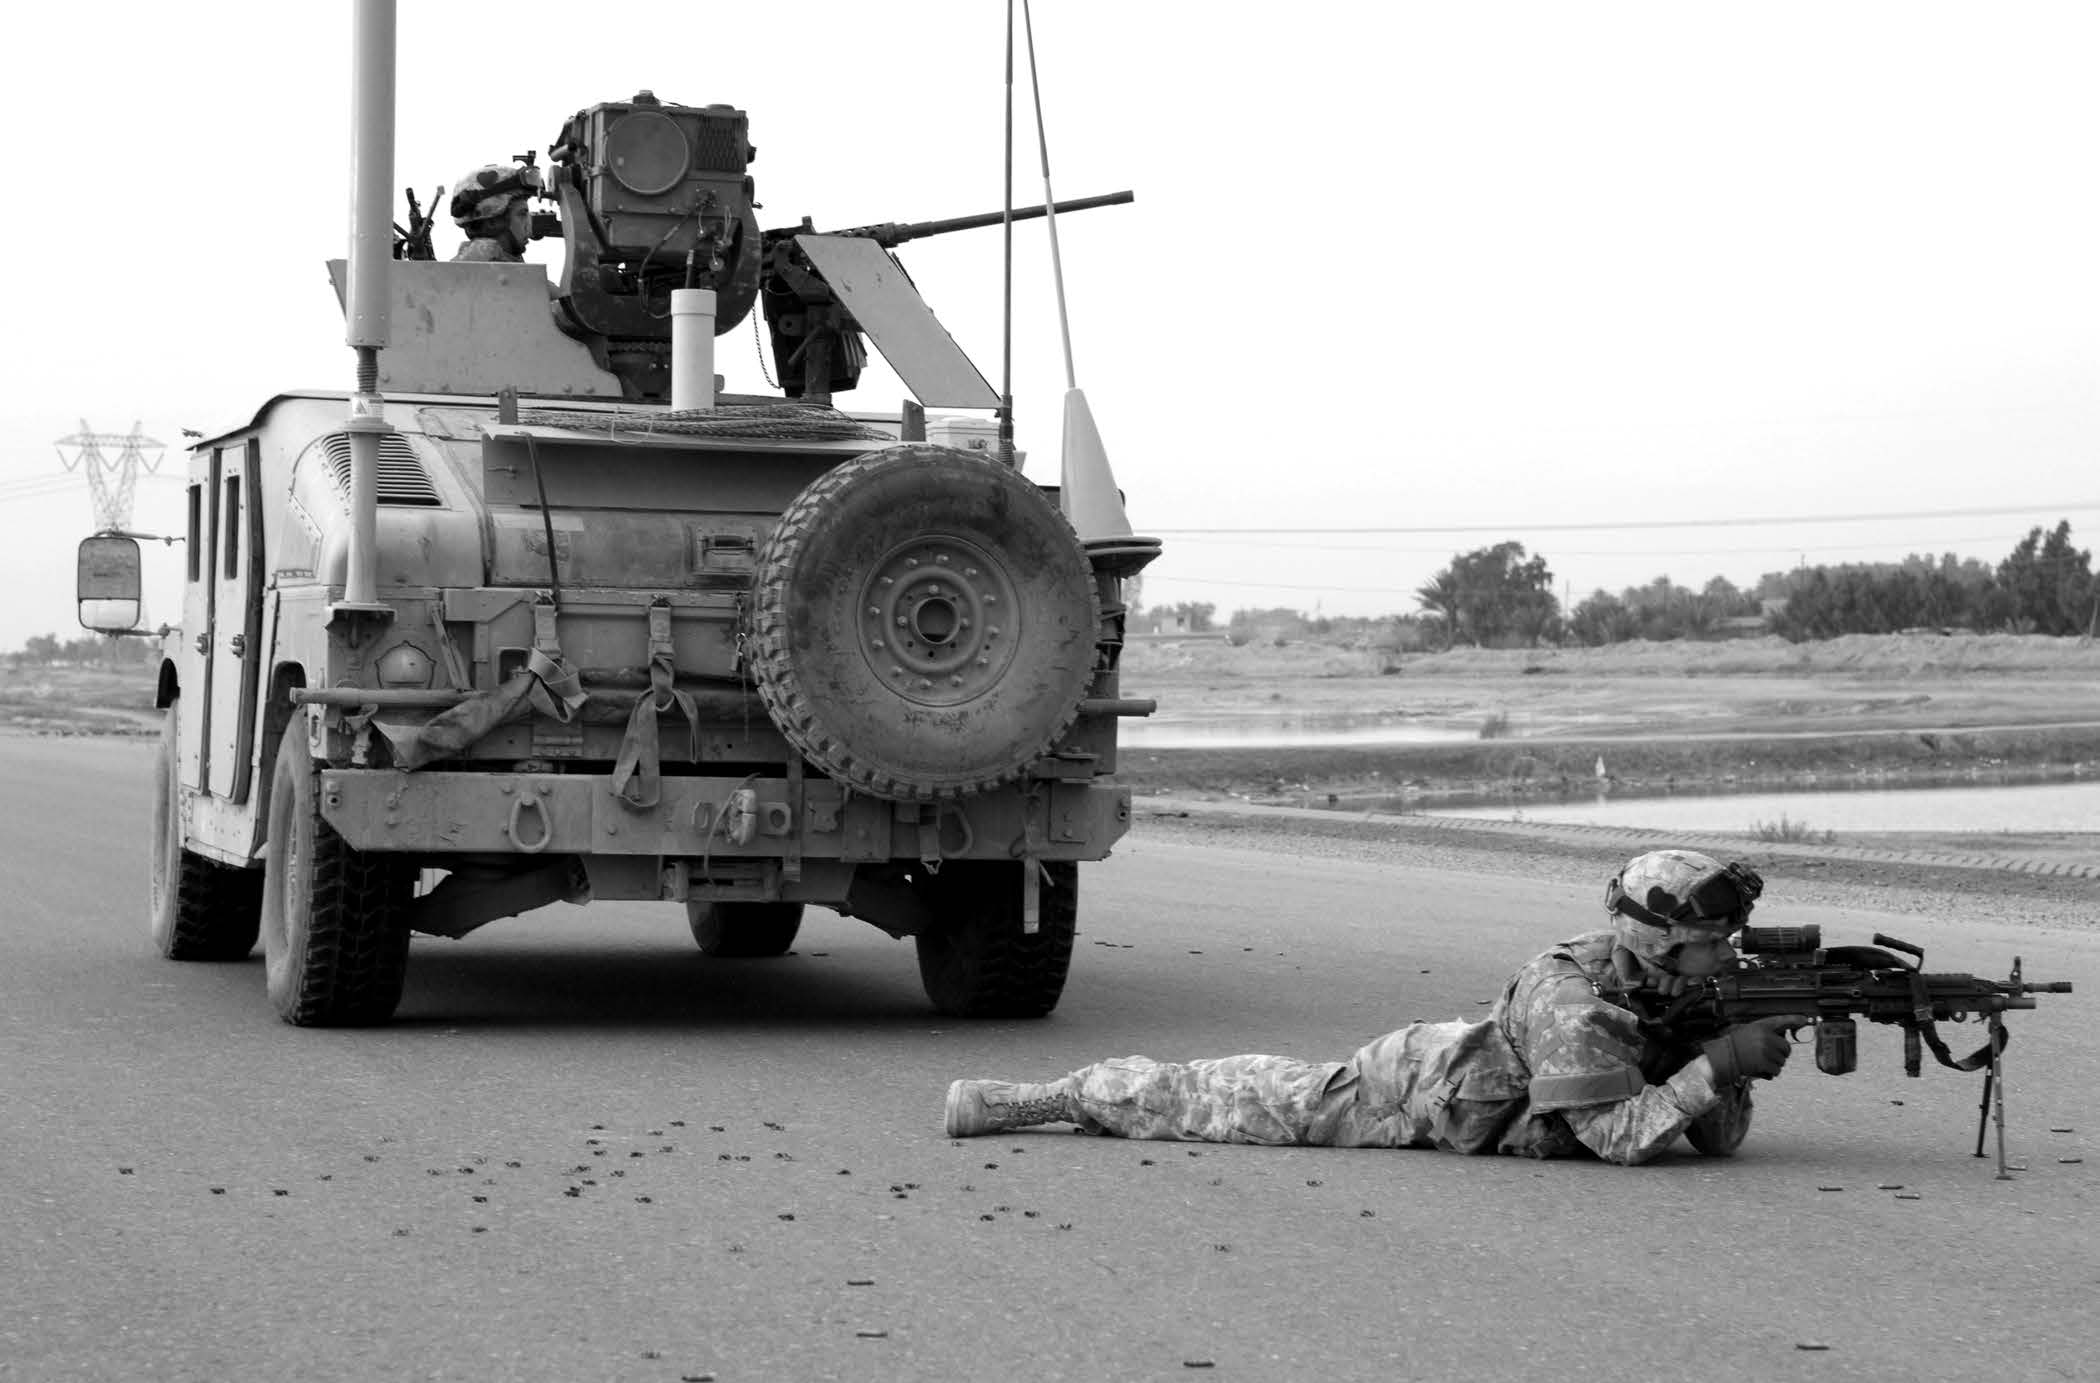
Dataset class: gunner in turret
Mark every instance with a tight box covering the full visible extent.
[448,163,543,263]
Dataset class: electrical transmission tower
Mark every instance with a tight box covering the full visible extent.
[53,421,166,533]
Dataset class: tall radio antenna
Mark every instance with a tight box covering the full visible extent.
[999,0,1016,464]
[1018,0,1159,577]
[1020,0,1075,390]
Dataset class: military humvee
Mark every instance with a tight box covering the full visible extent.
[77,21,1154,1027]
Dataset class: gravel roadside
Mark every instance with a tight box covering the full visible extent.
[1133,794,2100,935]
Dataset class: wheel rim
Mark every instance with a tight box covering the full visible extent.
[856,535,1021,705]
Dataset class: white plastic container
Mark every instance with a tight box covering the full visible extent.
[925,414,1010,462]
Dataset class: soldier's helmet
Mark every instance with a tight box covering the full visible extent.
[449,164,543,228]
[1604,849,1761,959]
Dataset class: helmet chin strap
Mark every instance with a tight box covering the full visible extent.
[1609,944,1650,988]
[1611,940,1694,995]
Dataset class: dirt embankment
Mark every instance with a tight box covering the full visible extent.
[0,664,160,737]
[1133,799,2100,925]
[1114,632,2100,804]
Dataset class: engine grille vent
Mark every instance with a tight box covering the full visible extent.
[320,433,443,507]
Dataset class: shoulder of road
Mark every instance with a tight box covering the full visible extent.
[1134,793,2100,930]
[1139,793,2099,879]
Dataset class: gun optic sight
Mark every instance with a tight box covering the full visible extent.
[1738,924,1820,955]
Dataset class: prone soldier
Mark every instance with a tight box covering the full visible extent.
[945,849,1808,1165]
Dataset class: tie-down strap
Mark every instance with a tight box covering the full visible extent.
[609,599,701,810]
[374,593,583,771]
[524,599,586,724]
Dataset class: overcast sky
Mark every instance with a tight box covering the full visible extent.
[3,1,2096,648]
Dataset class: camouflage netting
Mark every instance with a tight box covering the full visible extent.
[515,403,893,443]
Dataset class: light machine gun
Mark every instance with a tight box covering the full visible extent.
[759,192,1134,402]
[1643,925,2071,1176]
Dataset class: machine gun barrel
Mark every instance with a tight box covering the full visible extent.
[820,190,1135,247]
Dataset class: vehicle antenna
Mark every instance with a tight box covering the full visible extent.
[1000,0,1017,465]
[1019,0,1158,579]
[1020,0,1076,391]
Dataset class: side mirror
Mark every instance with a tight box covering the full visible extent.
[77,534,143,633]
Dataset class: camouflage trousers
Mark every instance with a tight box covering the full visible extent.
[1066,1023,1487,1148]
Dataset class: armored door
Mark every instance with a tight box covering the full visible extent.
[205,440,266,802]
[177,453,217,793]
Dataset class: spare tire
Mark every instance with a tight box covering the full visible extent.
[748,444,1099,800]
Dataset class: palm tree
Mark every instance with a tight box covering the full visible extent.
[1415,572,1460,649]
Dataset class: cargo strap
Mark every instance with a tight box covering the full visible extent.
[610,600,700,810]
[525,598,586,724]
[428,601,471,690]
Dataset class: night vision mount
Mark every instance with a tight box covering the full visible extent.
[543,91,762,401]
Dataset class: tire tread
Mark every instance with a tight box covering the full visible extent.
[916,861,1077,1018]
[151,701,262,961]
[161,858,263,961]
[265,734,412,1027]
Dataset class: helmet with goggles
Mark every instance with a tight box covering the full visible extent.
[1604,849,1762,960]
[448,163,544,228]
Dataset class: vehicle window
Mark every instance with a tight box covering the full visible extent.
[187,484,202,583]
[224,475,241,579]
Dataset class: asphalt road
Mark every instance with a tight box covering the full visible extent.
[4,735,2094,1383]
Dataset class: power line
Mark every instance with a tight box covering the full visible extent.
[0,479,84,503]
[1147,499,2100,536]
[1163,576,1428,594]
[1159,530,2058,557]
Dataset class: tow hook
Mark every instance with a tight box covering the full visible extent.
[507,792,552,852]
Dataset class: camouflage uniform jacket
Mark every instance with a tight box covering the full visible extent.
[1416,928,1752,1163]
[453,237,521,263]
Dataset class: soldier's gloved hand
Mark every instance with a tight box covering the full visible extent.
[1702,1015,1812,1084]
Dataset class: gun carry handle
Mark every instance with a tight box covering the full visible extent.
[1871,933,1925,962]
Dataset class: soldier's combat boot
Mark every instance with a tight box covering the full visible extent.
[944,1079,1077,1137]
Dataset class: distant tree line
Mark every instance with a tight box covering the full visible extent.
[1768,522,2096,640]
[1563,574,1762,646]
[1441,520,2095,647]
[8,633,154,667]
[1123,518,2098,650]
